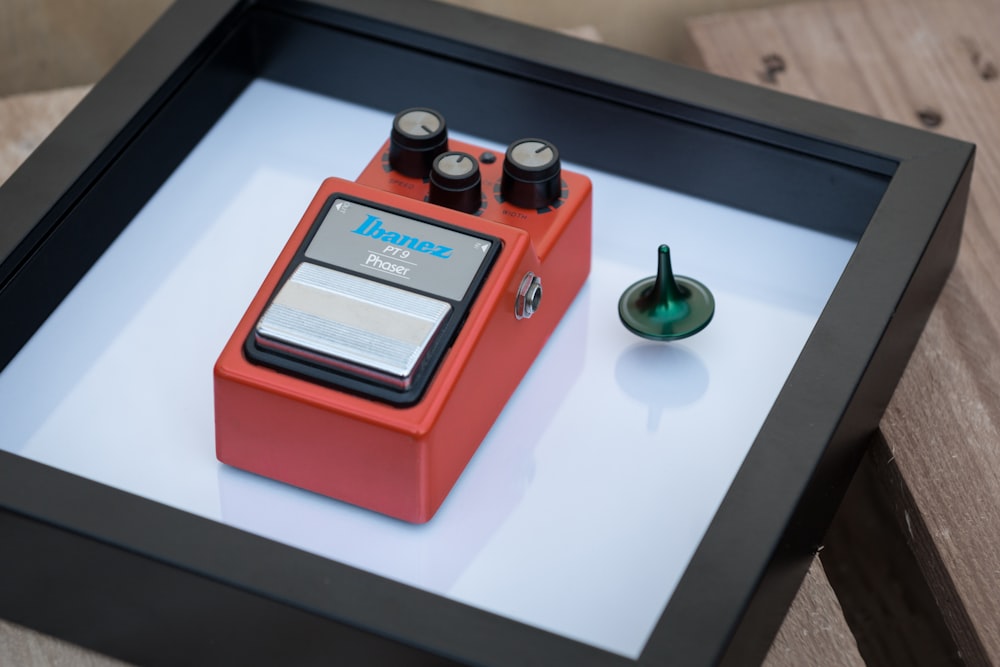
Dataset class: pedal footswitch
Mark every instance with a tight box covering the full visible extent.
[246,196,499,404]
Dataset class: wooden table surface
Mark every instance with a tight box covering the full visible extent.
[688,0,1000,664]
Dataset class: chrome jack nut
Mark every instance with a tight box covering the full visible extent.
[515,272,542,320]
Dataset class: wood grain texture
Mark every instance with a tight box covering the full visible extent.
[0,0,171,96]
[0,86,91,185]
[688,0,1000,664]
[823,451,962,665]
[762,559,865,667]
[435,0,797,62]
[0,620,130,667]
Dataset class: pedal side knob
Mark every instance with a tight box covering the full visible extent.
[428,151,482,214]
[500,138,561,209]
[389,108,449,178]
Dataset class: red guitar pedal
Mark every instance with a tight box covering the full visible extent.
[214,108,592,522]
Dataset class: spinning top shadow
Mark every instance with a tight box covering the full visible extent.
[614,344,710,431]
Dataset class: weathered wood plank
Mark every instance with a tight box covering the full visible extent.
[0,619,130,667]
[688,1,1000,664]
[763,559,865,667]
[0,85,90,185]
[0,0,171,96]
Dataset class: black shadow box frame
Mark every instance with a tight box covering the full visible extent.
[0,0,973,665]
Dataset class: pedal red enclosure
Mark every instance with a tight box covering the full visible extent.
[214,108,592,522]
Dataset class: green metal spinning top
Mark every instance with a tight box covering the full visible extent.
[618,245,715,341]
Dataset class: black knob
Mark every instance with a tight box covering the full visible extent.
[500,138,562,209]
[429,151,482,214]
[389,108,448,178]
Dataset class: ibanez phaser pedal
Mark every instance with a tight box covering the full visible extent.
[214,108,592,522]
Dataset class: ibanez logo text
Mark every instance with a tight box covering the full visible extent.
[351,215,453,258]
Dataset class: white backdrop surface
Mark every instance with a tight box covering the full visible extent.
[0,80,856,658]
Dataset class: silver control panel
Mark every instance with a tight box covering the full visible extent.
[250,197,498,399]
[305,199,492,301]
